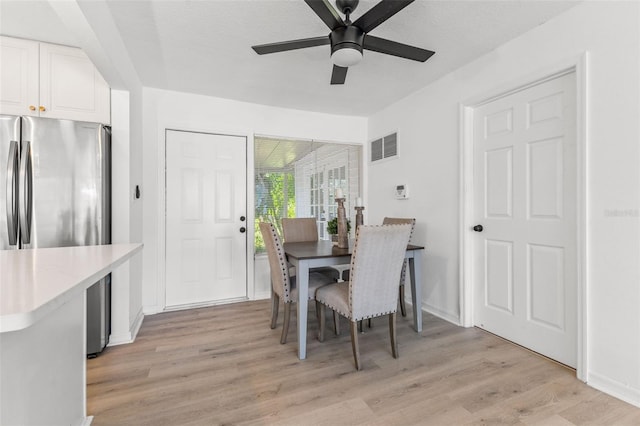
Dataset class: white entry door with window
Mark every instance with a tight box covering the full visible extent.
[165,130,247,308]
[473,72,577,367]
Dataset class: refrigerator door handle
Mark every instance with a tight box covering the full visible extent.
[18,140,33,244]
[6,140,19,246]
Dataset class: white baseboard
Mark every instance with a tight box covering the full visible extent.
[77,415,93,426]
[403,299,461,326]
[129,308,144,340]
[253,291,271,300]
[588,371,640,408]
[108,308,144,346]
[108,330,132,346]
[423,302,461,325]
[143,304,164,315]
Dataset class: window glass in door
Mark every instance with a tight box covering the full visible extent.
[254,137,361,252]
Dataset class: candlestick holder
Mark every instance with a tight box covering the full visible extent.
[355,206,364,231]
[336,197,349,249]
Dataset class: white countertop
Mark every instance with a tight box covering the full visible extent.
[0,243,143,333]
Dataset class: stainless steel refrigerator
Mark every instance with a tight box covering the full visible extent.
[1,115,111,356]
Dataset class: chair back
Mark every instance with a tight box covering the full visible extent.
[282,218,319,243]
[348,224,412,320]
[382,217,416,283]
[259,222,292,303]
[382,217,415,239]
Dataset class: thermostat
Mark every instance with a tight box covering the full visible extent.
[395,184,409,200]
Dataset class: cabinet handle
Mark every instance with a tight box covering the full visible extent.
[29,105,36,111]
[39,106,46,112]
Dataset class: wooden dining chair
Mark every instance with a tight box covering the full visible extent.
[315,224,412,370]
[382,217,416,317]
[259,222,334,344]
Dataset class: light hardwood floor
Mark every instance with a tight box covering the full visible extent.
[87,300,640,425]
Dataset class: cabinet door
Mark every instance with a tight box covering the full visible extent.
[40,43,110,124]
[0,36,39,116]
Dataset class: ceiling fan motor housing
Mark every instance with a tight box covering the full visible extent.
[330,26,364,55]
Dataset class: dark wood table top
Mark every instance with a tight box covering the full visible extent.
[283,240,425,260]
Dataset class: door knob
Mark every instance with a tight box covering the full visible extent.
[240,216,246,221]
[239,227,246,233]
[473,224,483,232]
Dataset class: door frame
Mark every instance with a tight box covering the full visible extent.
[459,52,589,381]
[158,126,250,312]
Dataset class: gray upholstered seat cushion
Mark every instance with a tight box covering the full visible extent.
[315,281,350,317]
[289,272,336,301]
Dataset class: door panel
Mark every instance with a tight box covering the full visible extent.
[166,130,247,307]
[528,138,563,219]
[485,147,513,218]
[485,239,513,314]
[474,72,576,367]
[528,243,565,330]
[0,37,38,116]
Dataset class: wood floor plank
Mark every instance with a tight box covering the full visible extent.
[87,300,640,425]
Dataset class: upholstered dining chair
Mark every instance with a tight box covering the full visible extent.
[382,217,416,317]
[315,224,412,370]
[259,222,334,344]
[281,217,319,243]
[281,217,338,280]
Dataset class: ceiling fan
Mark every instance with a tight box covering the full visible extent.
[251,0,435,85]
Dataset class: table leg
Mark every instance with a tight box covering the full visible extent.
[409,253,423,332]
[296,260,309,359]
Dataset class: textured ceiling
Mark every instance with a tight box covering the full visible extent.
[0,0,580,117]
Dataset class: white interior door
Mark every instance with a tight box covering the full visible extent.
[473,72,577,367]
[166,130,247,308]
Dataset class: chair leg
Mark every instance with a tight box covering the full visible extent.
[315,300,321,327]
[350,321,361,370]
[399,285,407,317]
[270,288,279,329]
[333,310,340,335]
[318,303,326,342]
[281,302,291,344]
[389,312,398,359]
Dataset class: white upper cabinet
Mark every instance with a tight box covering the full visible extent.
[0,36,110,124]
[0,37,39,116]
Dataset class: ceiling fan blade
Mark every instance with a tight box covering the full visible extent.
[305,0,345,30]
[353,0,414,33]
[252,36,330,55]
[364,35,435,62]
[331,65,348,85]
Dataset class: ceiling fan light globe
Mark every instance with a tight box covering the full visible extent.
[331,47,363,67]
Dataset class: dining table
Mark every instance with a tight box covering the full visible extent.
[283,239,425,360]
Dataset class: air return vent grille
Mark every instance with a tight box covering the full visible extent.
[370,132,398,162]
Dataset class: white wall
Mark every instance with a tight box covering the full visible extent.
[141,88,367,312]
[109,88,145,345]
[367,1,640,406]
[109,90,133,344]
